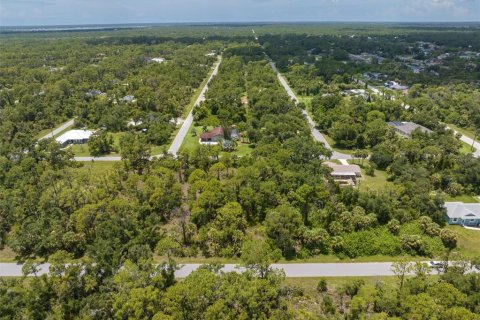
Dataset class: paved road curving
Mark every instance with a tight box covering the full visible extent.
[447,127,480,158]
[167,56,222,156]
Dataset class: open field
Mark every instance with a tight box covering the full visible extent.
[446,225,480,259]
[74,161,118,176]
[0,247,17,262]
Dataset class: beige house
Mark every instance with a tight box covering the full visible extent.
[325,162,362,186]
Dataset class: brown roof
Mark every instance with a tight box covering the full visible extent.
[200,127,224,140]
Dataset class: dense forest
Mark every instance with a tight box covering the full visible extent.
[0,25,479,319]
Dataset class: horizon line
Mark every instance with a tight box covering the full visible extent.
[2,20,480,28]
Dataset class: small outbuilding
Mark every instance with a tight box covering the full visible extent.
[55,130,93,147]
[444,202,480,227]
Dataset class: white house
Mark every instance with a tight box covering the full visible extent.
[445,202,480,227]
[55,130,93,147]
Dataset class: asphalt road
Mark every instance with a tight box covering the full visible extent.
[167,56,222,156]
[268,60,352,160]
[74,156,122,162]
[447,127,480,158]
[0,262,446,278]
[39,119,75,140]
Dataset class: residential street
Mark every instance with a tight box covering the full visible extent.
[69,58,222,162]
[268,60,352,160]
[38,118,75,140]
[447,127,480,158]
[0,262,449,278]
[74,156,122,162]
[167,56,222,156]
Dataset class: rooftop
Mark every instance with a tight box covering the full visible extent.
[387,121,432,136]
[55,129,93,144]
[200,127,224,140]
[325,162,362,175]
[445,202,480,219]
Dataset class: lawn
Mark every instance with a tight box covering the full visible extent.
[348,160,393,192]
[460,140,477,154]
[322,133,357,155]
[298,96,313,109]
[180,125,254,157]
[446,225,480,259]
[444,194,479,203]
[0,247,17,262]
[74,161,118,176]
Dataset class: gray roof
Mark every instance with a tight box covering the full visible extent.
[445,202,480,219]
[387,121,432,136]
[325,162,361,175]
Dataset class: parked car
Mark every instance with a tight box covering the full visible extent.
[428,261,444,269]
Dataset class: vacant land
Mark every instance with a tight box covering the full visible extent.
[446,225,480,258]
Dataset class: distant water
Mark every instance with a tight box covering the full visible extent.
[0,24,154,33]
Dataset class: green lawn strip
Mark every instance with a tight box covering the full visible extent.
[74,161,118,176]
[446,225,480,259]
[0,247,17,262]
[444,194,479,203]
[155,254,424,265]
[460,140,477,154]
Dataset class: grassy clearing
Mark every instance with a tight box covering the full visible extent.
[0,247,17,262]
[446,225,480,259]
[298,96,313,109]
[74,161,118,176]
[155,254,424,265]
[348,160,393,192]
[179,125,254,157]
[460,140,476,154]
[444,194,479,203]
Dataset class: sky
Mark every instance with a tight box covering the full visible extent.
[0,0,479,26]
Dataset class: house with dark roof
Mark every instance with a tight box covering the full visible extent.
[444,202,480,227]
[200,127,224,145]
[387,121,432,138]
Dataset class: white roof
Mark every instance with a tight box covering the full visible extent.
[150,57,165,63]
[55,130,93,144]
[445,202,480,219]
